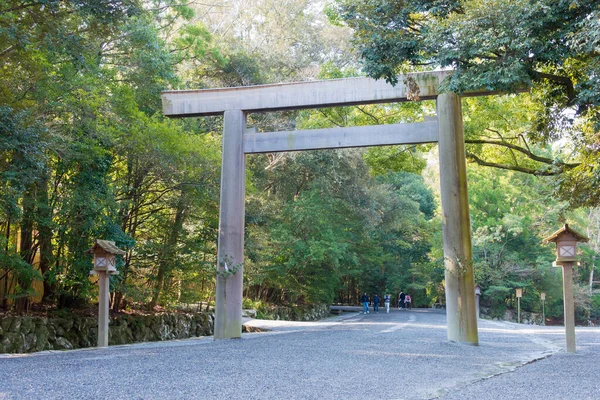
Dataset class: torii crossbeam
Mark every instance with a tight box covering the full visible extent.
[162,71,490,344]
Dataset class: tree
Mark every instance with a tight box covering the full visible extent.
[332,0,600,206]
[0,0,226,310]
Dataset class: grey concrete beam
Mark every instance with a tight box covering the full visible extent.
[162,71,482,117]
[243,121,439,154]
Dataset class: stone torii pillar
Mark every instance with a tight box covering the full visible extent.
[437,93,478,345]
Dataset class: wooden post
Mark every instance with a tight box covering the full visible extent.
[98,271,109,347]
[89,240,123,348]
[437,93,479,345]
[562,262,576,352]
[214,109,246,339]
[542,299,546,326]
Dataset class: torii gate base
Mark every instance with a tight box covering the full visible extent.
[162,72,480,344]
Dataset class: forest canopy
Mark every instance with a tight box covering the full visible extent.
[1,0,599,323]
[332,0,600,206]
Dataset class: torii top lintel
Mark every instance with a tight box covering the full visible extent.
[161,71,493,118]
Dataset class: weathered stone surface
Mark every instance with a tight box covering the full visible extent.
[482,309,544,325]
[47,323,57,343]
[2,332,24,353]
[1,316,12,332]
[53,317,74,336]
[33,322,49,352]
[23,332,37,352]
[503,309,516,322]
[9,317,21,333]
[20,317,34,335]
[0,306,330,354]
[252,303,330,322]
[54,337,73,350]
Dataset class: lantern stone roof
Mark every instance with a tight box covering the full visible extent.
[543,224,589,243]
[89,239,127,255]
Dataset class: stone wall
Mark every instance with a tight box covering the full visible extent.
[256,303,330,321]
[480,308,544,325]
[0,303,330,354]
[0,313,213,354]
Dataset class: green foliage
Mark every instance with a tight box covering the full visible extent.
[243,140,437,306]
[0,107,47,221]
[0,0,224,310]
[2,0,598,325]
[333,0,600,207]
[242,298,274,320]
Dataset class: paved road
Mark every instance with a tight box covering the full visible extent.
[1,308,598,399]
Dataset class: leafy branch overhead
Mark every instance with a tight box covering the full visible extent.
[332,0,600,205]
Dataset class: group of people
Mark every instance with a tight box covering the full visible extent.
[360,291,412,314]
[398,291,412,309]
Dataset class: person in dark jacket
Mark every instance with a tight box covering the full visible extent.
[361,293,369,314]
[373,294,380,313]
[399,291,406,309]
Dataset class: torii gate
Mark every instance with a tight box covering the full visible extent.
[161,71,486,344]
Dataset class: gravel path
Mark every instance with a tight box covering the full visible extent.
[1,309,597,399]
[439,325,600,399]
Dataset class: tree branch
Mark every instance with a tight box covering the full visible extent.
[465,152,562,176]
[1,1,44,13]
[533,71,576,103]
[355,106,380,124]
[465,138,580,169]
[0,45,15,58]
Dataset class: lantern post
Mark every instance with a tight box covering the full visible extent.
[544,224,589,353]
[89,239,126,348]
[540,292,546,326]
[475,285,481,319]
[515,288,523,323]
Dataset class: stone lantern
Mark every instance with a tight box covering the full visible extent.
[544,224,589,353]
[89,239,126,347]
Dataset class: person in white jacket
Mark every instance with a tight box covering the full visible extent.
[384,293,391,313]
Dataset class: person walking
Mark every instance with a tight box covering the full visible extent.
[361,293,369,314]
[399,291,405,309]
[373,294,380,313]
[384,293,391,313]
[405,294,412,309]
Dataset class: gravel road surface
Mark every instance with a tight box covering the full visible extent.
[1,308,597,399]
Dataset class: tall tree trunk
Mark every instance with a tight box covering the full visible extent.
[112,251,132,312]
[37,175,55,303]
[150,192,186,308]
[1,220,10,310]
[16,186,36,313]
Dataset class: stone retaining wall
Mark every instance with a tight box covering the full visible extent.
[259,303,330,321]
[0,303,330,354]
[0,313,213,354]
[480,308,544,325]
